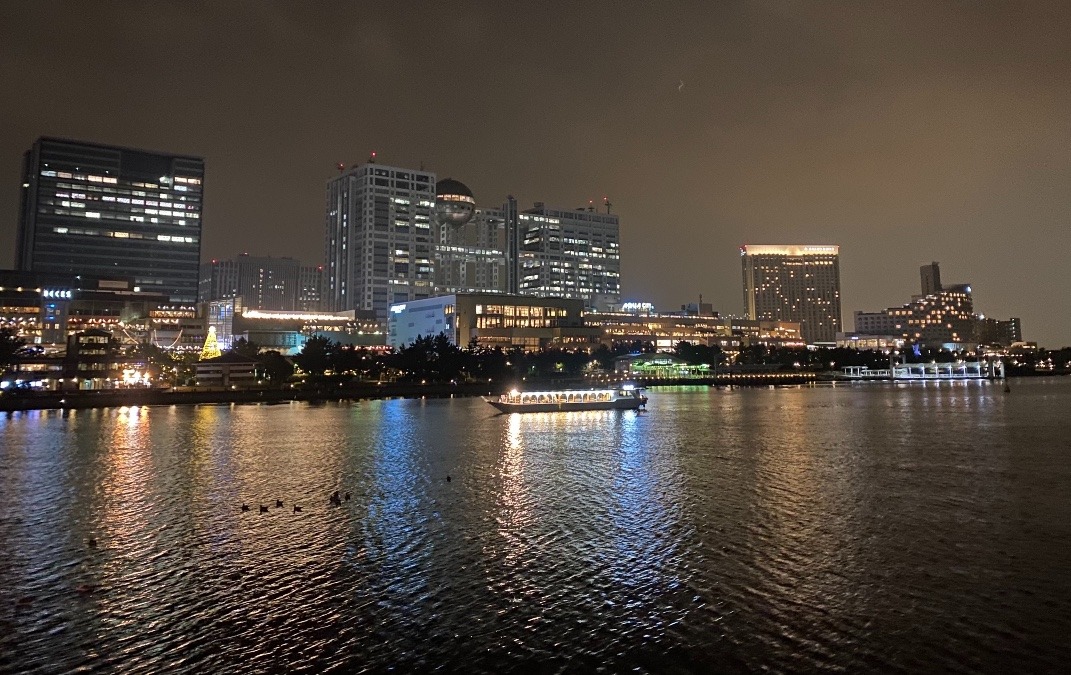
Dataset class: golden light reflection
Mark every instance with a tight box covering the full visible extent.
[99,405,154,546]
[495,423,534,575]
[508,412,522,451]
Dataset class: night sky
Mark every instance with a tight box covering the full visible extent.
[2,1,1069,346]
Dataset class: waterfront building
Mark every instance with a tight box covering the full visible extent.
[0,269,203,351]
[854,311,901,335]
[975,316,1022,346]
[887,286,977,347]
[17,137,204,303]
[583,305,729,351]
[586,303,805,353]
[613,353,712,379]
[206,297,385,355]
[854,262,1022,348]
[193,352,258,388]
[199,254,323,312]
[740,245,842,344]
[324,161,437,317]
[388,293,595,350]
[835,332,906,351]
[2,328,151,391]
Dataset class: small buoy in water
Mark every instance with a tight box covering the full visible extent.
[241,504,250,512]
[259,505,269,513]
[87,538,97,548]
[293,505,302,513]
[275,499,283,508]
[446,475,451,483]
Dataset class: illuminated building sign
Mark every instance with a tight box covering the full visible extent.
[621,302,656,315]
[43,289,73,300]
[740,245,840,256]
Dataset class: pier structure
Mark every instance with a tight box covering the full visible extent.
[841,360,1005,381]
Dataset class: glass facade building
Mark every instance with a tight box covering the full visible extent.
[17,137,205,303]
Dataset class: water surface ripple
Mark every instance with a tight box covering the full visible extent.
[1,379,1069,673]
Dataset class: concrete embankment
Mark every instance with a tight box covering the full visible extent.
[0,381,506,412]
[0,373,822,412]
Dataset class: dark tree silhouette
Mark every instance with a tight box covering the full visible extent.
[294,336,334,376]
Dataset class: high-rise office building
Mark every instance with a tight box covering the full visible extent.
[432,186,622,310]
[199,253,323,311]
[326,160,622,318]
[741,244,842,344]
[17,137,204,302]
[517,203,621,310]
[324,161,436,316]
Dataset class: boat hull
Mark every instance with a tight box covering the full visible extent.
[486,397,646,413]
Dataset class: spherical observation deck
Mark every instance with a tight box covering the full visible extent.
[434,178,476,227]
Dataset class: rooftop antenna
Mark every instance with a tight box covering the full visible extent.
[603,196,612,214]
[588,199,595,212]
[369,150,377,164]
[336,162,345,173]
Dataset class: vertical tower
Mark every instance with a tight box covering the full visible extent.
[920,261,942,296]
[17,137,204,302]
[324,162,436,317]
[741,245,842,343]
[503,195,520,295]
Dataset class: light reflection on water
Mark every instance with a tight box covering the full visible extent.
[1,380,1070,672]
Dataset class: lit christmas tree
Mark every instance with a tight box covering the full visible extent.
[200,326,222,360]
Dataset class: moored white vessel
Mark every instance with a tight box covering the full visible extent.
[485,384,647,413]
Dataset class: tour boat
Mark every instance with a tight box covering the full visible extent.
[485,384,647,413]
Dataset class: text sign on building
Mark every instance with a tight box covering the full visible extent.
[43,289,73,300]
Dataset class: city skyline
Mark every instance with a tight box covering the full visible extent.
[2,2,1069,345]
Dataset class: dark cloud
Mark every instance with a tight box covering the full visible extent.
[2,0,1069,344]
